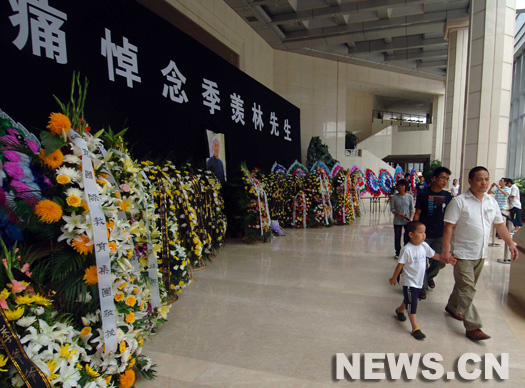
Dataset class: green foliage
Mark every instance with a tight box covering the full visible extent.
[101,126,129,151]
[40,130,66,155]
[345,132,359,149]
[53,71,89,133]
[305,137,339,169]
[423,159,442,183]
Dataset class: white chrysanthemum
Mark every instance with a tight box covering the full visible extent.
[55,166,82,182]
[63,154,81,164]
[65,187,84,199]
[16,316,36,327]
[76,291,92,303]
[32,306,45,316]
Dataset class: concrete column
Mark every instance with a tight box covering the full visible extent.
[442,24,469,181]
[461,0,515,186]
[431,94,445,163]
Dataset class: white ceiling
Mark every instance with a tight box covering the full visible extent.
[224,0,471,81]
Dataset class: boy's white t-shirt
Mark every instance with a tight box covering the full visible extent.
[398,242,435,288]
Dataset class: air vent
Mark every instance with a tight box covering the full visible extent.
[245,16,258,22]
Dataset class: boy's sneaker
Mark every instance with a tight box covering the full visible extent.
[412,329,426,340]
[395,309,406,321]
[394,255,399,259]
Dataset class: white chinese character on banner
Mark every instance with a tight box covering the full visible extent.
[230,93,245,125]
[283,119,292,141]
[252,103,264,131]
[269,112,279,136]
[161,60,188,103]
[9,0,68,64]
[202,78,221,114]
[101,28,141,88]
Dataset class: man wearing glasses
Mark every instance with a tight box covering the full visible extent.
[413,167,453,299]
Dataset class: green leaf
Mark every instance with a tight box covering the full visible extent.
[40,131,66,155]
[52,196,66,208]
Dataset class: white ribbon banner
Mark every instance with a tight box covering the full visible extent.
[67,130,117,355]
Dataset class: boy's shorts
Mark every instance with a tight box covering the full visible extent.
[510,207,523,227]
[403,286,423,314]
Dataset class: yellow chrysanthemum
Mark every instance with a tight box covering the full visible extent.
[137,336,144,347]
[106,220,115,230]
[80,327,92,337]
[72,235,93,255]
[0,354,8,372]
[118,369,135,388]
[15,295,34,305]
[47,112,71,136]
[80,202,89,214]
[66,194,82,207]
[127,250,133,259]
[108,241,117,252]
[119,341,126,354]
[0,289,9,300]
[124,295,136,307]
[5,306,24,321]
[32,293,52,307]
[132,287,138,294]
[59,343,78,359]
[83,265,98,286]
[85,365,100,378]
[125,312,135,324]
[40,148,64,169]
[56,175,71,185]
[114,292,125,302]
[119,198,128,212]
[139,299,145,310]
[117,282,127,290]
[34,200,63,224]
[46,359,59,381]
[76,363,83,371]
[126,357,136,370]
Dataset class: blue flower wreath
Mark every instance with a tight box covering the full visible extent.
[379,169,394,195]
[365,169,381,197]
[394,165,404,182]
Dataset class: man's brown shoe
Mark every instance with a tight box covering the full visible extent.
[466,329,491,341]
[445,306,463,321]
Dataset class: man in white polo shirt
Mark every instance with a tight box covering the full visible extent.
[441,166,519,341]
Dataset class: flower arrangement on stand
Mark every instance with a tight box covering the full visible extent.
[239,164,271,243]
[140,161,191,298]
[331,170,353,225]
[303,168,333,227]
[365,169,381,197]
[291,190,308,228]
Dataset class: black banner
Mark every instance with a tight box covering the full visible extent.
[0,0,301,175]
[0,309,51,388]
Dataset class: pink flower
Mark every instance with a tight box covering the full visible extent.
[3,162,23,180]
[3,151,21,163]
[2,259,7,268]
[21,263,30,273]
[26,285,35,296]
[26,139,39,154]
[10,280,27,293]
[0,297,8,310]
[120,184,131,192]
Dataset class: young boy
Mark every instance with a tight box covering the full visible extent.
[389,221,456,340]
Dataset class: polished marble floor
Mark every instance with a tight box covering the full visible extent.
[137,209,525,387]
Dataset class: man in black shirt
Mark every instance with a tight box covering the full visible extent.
[414,167,453,298]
